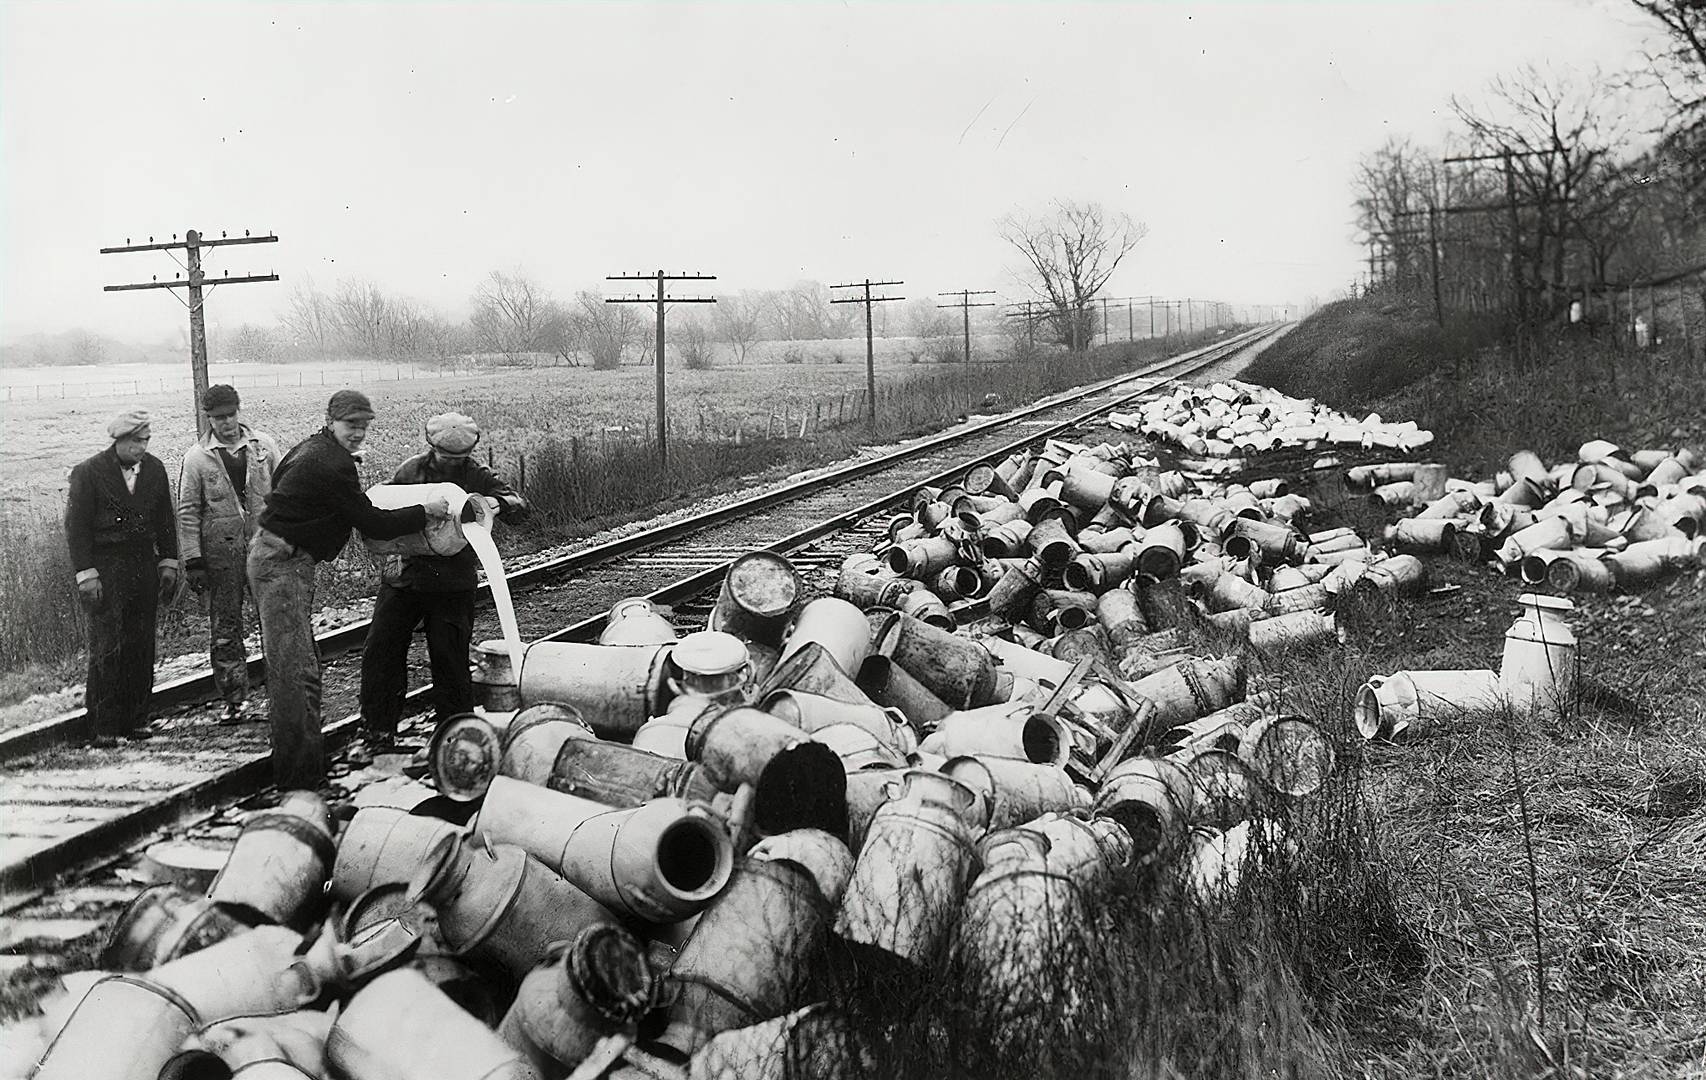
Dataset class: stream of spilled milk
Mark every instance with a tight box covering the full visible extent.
[463,521,525,682]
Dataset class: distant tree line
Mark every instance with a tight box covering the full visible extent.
[231,273,1034,369]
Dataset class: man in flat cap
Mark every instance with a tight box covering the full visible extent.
[64,409,180,745]
[355,410,529,764]
[177,385,281,724]
[250,389,453,789]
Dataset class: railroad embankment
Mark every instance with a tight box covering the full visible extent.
[1237,297,1706,1076]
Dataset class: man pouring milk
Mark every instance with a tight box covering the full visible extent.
[353,410,528,769]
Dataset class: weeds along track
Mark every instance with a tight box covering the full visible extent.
[0,325,1279,905]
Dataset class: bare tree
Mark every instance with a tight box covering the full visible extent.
[67,330,107,366]
[901,297,954,362]
[1452,66,1634,311]
[228,324,278,363]
[469,271,563,362]
[712,292,763,363]
[999,199,1147,351]
[764,281,848,341]
[279,281,335,358]
[1629,0,1706,217]
[569,290,641,370]
[332,278,390,357]
[675,311,715,370]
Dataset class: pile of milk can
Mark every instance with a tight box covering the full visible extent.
[1106,379,1435,461]
[1357,441,1706,594]
[41,431,1436,1080]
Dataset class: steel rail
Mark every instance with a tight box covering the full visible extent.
[0,328,1277,902]
[0,328,1271,761]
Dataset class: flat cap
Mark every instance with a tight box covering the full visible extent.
[107,409,152,440]
[201,384,240,413]
[326,389,375,421]
[425,411,481,455]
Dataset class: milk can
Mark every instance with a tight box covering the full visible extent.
[834,769,990,970]
[709,551,804,647]
[362,482,494,558]
[328,967,540,1080]
[517,641,676,739]
[660,830,854,1056]
[206,790,335,929]
[99,884,250,972]
[598,597,680,646]
[1499,593,1577,722]
[497,925,655,1076]
[472,639,522,712]
[408,832,620,980]
[474,777,734,923]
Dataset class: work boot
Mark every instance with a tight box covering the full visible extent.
[343,733,396,769]
[125,719,168,742]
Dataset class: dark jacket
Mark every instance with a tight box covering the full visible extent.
[384,451,527,592]
[66,447,179,574]
[260,429,428,564]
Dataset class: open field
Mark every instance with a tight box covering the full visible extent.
[0,331,1227,710]
[1,354,898,505]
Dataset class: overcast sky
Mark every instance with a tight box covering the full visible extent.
[0,0,1665,345]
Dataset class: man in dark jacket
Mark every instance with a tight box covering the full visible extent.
[249,389,451,789]
[65,409,180,746]
[355,411,528,761]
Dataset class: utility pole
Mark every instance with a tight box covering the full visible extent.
[937,289,997,366]
[100,229,279,437]
[606,270,717,469]
[830,279,903,430]
[1004,301,1044,350]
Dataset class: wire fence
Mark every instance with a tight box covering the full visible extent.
[0,363,486,402]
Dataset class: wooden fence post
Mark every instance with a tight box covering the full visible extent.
[517,452,527,493]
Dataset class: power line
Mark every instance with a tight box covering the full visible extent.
[100,229,280,437]
[830,279,904,429]
[936,289,996,365]
[606,270,717,468]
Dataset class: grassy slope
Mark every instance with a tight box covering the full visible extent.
[1243,298,1706,1077]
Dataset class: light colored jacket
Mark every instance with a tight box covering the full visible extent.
[176,424,282,565]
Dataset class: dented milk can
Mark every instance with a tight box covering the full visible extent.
[99,883,251,972]
[834,769,989,970]
[408,831,620,980]
[661,829,854,1056]
[497,925,655,1076]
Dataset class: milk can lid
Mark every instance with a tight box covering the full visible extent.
[671,630,750,677]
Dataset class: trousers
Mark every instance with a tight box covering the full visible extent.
[205,552,252,705]
[85,548,158,738]
[248,528,323,789]
[359,584,476,738]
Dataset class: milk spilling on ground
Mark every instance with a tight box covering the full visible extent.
[463,522,524,681]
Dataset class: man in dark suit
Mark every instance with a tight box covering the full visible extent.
[65,409,181,746]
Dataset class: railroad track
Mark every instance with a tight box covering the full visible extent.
[0,325,1282,906]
